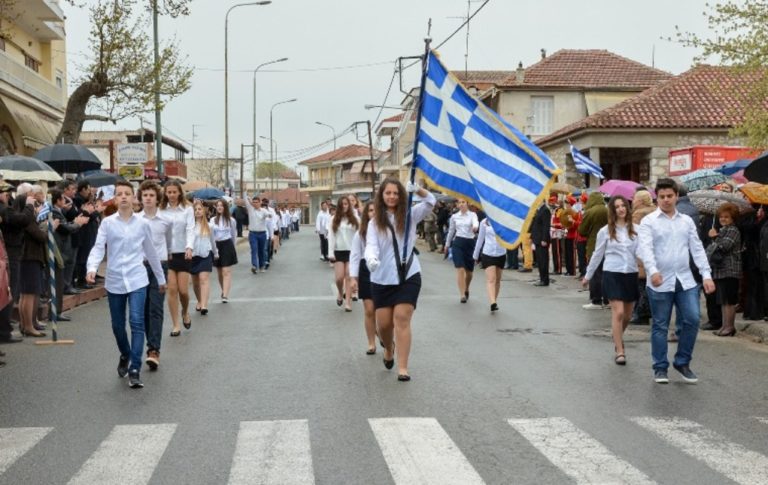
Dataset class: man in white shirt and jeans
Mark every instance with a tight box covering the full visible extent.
[637,178,715,384]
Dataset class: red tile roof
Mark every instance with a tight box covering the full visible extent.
[257,187,309,205]
[498,49,672,89]
[536,65,767,146]
[454,70,515,90]
[299,144,378,165]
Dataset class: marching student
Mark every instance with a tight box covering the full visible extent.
[349,201,377,354]
[365,177,435,382]
[160,180,194,336]
[315,201,331,262]
[473,218,506,312]
[191,200,217,316]
[328,195,360,311]
[86,181,166,389]
[444,198,479,302]
[211,199,238,302]
[138,181,172,370]
[244,195,271,273]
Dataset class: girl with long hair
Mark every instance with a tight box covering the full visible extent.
[328,195,359,311]
[444,198,479,302]
[364,178,435,381]
[349,201,377,354]
[472,218,506,312]
[190,200,217,315]
[582,195,638,365]
[347,193,361,301]
[210,199,238,303]
[160,180,194,336]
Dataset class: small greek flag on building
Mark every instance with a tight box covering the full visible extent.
[415,51,561,248]
[569,142,604,179]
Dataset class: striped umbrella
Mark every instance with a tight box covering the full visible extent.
[679,169,728,192]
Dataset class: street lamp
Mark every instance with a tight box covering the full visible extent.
[224,1,271,190]
[269,98,297,194]
[253,57,288,171]
[314,121,337,151]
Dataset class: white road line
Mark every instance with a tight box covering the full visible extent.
[0,427,52,475]
[756,417,768,426]
[632,417,768,485]
[228,420,314,485]
[369,417,485,485]
[68,424,177,485]
[508,418,655,485]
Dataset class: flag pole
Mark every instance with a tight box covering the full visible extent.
[401,36,432,269]
[36,214,74,346]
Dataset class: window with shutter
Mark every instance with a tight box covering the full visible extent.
[530,96,554,135]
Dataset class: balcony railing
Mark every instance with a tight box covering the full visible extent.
[307,177,333,188]
[0,50,64,109]
[335,174,375,188]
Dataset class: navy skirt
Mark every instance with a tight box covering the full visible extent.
[451,237,475,271]
[371,273,422,310]
[190,252,213,275]
[358,261,372,300]
[168,252,192,273]
[602,271,639,302]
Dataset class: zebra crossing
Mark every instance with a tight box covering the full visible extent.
[1,416,767,484]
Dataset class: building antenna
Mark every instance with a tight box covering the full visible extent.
[652,44,655,68]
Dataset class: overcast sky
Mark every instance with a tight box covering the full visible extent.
[62,0,711,171]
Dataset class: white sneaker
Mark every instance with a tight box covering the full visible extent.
[582,303,603,310]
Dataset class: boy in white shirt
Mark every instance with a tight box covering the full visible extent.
[86,182,166,389]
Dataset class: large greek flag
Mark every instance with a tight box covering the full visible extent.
[569,142,603,179]
[414,51,561,248]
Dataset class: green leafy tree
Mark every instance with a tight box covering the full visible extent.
[675,1,768,148]
[255,161,292,179]
[56,0,193,143]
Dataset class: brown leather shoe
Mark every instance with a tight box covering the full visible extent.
[146,350,160,371]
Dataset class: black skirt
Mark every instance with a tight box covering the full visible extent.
[602,271,639,302]
[358,261,372,300]
[334,250,350,263]
[19,260,43,294]
[190,253,213,275]
[715,277,739,305]
[371,273,422,310]
[168,252,192,273]
[214,239,238,267]
[480,253,506,269]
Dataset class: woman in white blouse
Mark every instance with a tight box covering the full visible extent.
[328,195,359,311]
[365,178,435,382]
[444,199,479,303]
[190,200,218,316]
[160,181,194,336]
[472,218,506,313]
[582,195,639,365]
[210,199,238,303]
[349,201,377,354]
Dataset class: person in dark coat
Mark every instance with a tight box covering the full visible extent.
[0,182,31,344]
[759,206,768,321]
[740,208,766,320]
[530,200,551,286]
[51,189,89,319]
[232,202,249,238]
[73,181,101,289]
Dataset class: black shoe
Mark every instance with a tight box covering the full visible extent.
[200,309,208,316]
[397,374,411,382]
[490,303,498,312]
[128,370,144,389]
[117,355,130,378]
[533,281,549,287]
[0,336,23,344]
[672,364,698,384]
[78,284,95,290]
[64,289,83,295]
[56,315,71,322]
[700,322,722,331]
[0,349,5,356]
[518,268,532,273]
[33,323,47,331]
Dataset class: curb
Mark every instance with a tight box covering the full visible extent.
[735,320,768,343]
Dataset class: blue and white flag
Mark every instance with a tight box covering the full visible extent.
[414,50,561,248]
[36,201,51,223]
[569,142,603,179]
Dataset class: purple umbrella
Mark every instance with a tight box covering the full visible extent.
[598,180,654,200]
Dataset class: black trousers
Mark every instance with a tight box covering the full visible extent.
[0,303,12,339]
[743,268,765,320]
[319,234,328,260]
[535,243,549,284]
[576,241,587,277]
[564,239,575,276]
[589,261,607,305]
[704,290,722,326]
[505,248,519,269]
[551,239,563,274]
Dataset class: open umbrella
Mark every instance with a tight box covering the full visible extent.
[744,151,768,184]
[435,193,457,203]
[190,187,225,200]
[33,144,102,174]
[598,179,653,200]
[77,169,124,188]
[679,168,728,192]
[738,182,768,205]
[551,181,576,194]
[688,190,753,215]
[714,159,751,176]
[0,155,62,182]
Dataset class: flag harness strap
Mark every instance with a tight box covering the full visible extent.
[384,218,414,285]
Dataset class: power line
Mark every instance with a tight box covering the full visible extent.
[194,60,394,74]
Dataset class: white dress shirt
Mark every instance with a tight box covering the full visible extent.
[349,231,364,278]
[637,208,711,292]
[192,223,218,259]
[160,204,194,254]
[473,219,506,260]
[445,210,479,247]
[365,191,436,285]
[266,206,278,232]
[86,213,166,294]
[210,216,237,241]
[315,210,330,235]
[281,211,291,227]
[328,217,358,253]
[246,204,270,232]
[585,225,638,281]
[138,210,172,262]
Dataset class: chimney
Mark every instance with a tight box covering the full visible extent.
[540,48,547,59]
[515,61,525,84]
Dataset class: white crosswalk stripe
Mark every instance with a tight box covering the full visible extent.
[369,417,485,485]
[756,417,768,426]
[508,418,656,485]
[67,424,177,485]
[227,420,315,485]
[0,427,52,475]
[632,417,768,485]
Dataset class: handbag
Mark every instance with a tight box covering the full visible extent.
[707,243,725,269]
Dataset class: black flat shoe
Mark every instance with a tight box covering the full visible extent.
[397,374,411,381]
[183,319,192,329]
[336,299,343,307]
[383,344,395,369]
[170,330,181,337]
[490,303,498,312]
[366,348,376,355]
[460,297,467,303]
[200,309,208,316]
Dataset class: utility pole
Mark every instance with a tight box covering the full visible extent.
[152,0,163,174]
[241,143,255,197]
[352,121,377,197]
[191,124,203,159]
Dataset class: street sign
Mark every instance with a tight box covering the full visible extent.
[116,143,149,164]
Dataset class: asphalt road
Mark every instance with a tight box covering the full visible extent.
[1,228,767,485]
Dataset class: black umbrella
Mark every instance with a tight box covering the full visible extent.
[744,150,768,184]
[33,143,102,174]
[77,169,124,188]
[0,155,62,182]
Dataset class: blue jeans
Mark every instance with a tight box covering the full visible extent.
[647,280,700,371]
[144,262,167,353]
[108,287,148,372]
[248,231,267,269]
